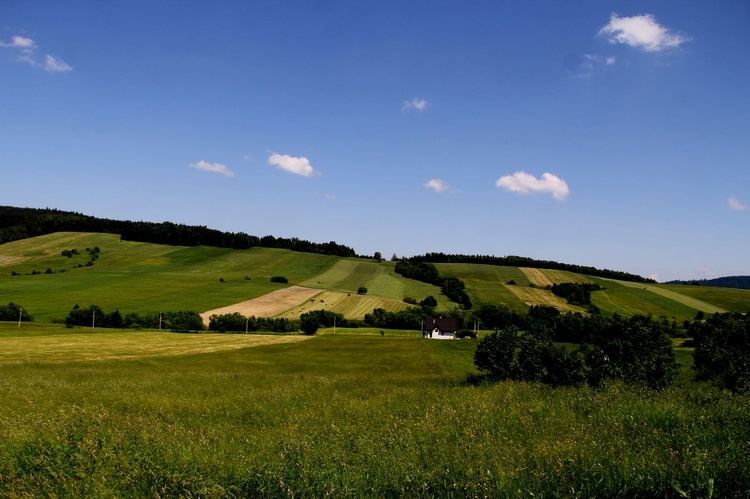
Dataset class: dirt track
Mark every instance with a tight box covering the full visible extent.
[200,286,322,324]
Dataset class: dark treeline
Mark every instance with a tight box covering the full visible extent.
[405,252,654,284]
[65,305,204,332]
[666,276,750,290]
[0,206,356,257]
[690,312,750,393]
[208,312,296,333]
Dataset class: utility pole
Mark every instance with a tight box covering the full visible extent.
[18,307,22,328]
[334,316,336,335]
[92,309,96,329]
[246,317,249,334]
[159,312,163,332]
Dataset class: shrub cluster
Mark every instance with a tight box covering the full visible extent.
[474,314,679,390]
[270,276,288,283]
[299,310,346,335]
[550,282,603,306]
[0,302,33,322]
[691,312,750,393]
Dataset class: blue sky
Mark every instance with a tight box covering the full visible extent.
[1,1,748,282]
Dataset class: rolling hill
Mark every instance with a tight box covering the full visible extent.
[1,231,747,324]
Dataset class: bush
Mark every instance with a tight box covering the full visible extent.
[403,297,417,305]
[357,286,367,295]
[270,276,288,283]
[0,302,33,322]
[300,312,320,335]
[456,329,477,339]
[420,296,438,308]
[691,313,750,393]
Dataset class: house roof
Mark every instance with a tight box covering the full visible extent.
[425,318,457,332]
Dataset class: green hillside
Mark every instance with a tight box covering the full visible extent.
[1,232,747,323]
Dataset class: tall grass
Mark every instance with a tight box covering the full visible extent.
[0,330,747,497]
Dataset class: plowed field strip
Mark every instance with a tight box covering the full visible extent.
[200,286,322,323]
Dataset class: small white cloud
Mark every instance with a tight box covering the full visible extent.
[324,193,336,200]
[599,13,690,52]
[43,54,72,72]
[423,179,450,193]
[188,160,234,177]
[605,56,617,65]
[402,98,429,113]
[495,171,570,201]
[268,153,319,178]
[648,274,660,282]
[0,35,36,51]
[729,197,747,211]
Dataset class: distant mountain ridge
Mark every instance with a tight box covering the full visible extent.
[666,276,750,291]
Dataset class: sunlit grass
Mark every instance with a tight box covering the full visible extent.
[0,331,747,497]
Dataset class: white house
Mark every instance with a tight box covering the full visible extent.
[423,318,457,340]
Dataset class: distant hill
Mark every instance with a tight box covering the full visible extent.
[0,206,356,257]
[666,276,750,291]
[0,205,654,284]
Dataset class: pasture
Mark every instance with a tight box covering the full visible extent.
[0,324,747,497]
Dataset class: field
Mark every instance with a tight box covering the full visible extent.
[0,323,747,497]
[280,290,413,320]
[200,286,323,323]
[520,267,594,287]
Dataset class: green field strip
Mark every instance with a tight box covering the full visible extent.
[436,263,530,310]
[659,284,750,313]
[591,279,704,321]
[600,278,727,314]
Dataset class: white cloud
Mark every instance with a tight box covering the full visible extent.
[1,35,72,72]
[729,197,747,211]
[0,35,36,51]
[402,98,429,113]
[599,13,690,52]
[43,54,72,72]
[188,160,234,177]
[423,179,450,193]
[268,153,319,177]
[648,274,660,282]
[495,171,570,201]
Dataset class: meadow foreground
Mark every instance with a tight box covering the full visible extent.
[0,324,747,497]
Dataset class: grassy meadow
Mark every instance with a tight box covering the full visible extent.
[0,323,748,497]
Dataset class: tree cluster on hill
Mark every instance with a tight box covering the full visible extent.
[405,252,654,284]
[0,302,32,322]
[550,282,603,306]
[394,261,472,309]
[690,312,750,393]
[474,313,679,390]
[65,305,204,332]
[0,206,356,257]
